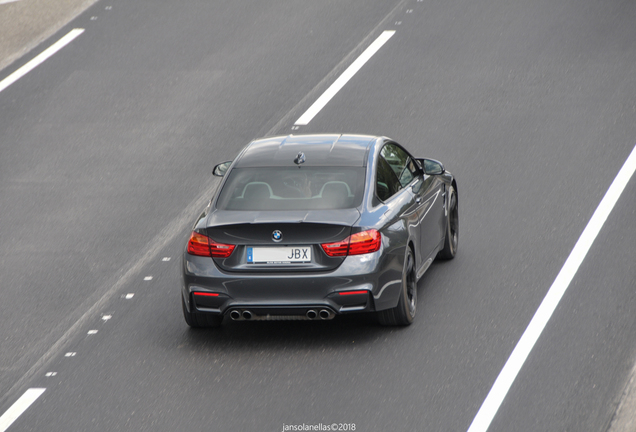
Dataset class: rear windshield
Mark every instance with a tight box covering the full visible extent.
[216,167,366,210]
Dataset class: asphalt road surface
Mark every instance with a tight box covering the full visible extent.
[1,0,635,431]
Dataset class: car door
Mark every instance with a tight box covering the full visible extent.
[378,142,428,270]
[384,142,447,260]
[415,159,445,260]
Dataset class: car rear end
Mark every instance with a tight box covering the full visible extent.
[182,221,389,321]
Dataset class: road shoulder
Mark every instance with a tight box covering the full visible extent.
[607,359,636,432]
[0,0,97,72]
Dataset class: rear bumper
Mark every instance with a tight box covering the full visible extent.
[181,246,404,318]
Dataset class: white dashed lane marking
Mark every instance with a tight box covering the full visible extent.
[294,30,395,126]
[0,28,84,94]
[467,142,636,432]
[0,388,45,432]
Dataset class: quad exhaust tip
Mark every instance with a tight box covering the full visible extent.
[229,308,335,321]
[319,309,332,320]
[229,309,254,320]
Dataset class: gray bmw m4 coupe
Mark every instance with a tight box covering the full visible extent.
[181,134,458,327]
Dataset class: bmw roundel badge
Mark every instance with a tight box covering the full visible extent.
[272,230,283,242]
[294,152,306,165]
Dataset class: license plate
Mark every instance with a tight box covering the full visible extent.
[246,246,311,264]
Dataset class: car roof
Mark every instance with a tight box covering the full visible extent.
[233,134,378,168]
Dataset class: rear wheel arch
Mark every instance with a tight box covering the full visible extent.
[437,180,458,260]
[378,246,417,326]
[406,238,415,254]
[407,240,417,265]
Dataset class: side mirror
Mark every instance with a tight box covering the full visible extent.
[417,158,445,175]
[212,161,232,177]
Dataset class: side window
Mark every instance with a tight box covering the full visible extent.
[376,155,402,201]
[380,143,419,188]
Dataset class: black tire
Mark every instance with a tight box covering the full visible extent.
[182,295,223,328]
[437,184,458,260]
[378,248,417,326]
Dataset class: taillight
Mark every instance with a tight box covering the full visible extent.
[320,239,349,257]
[208,238,235,258]
[187,231,211,256]
[321,229,381,257]
[348,230,382,255]
[187,231,235,258]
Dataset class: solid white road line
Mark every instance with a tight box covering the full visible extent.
[467,142,636,432]
[0,388,45,432]
[294,30,395,126]
[0,28,84,94]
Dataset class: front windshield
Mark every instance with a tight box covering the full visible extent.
[216,167,366,211]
